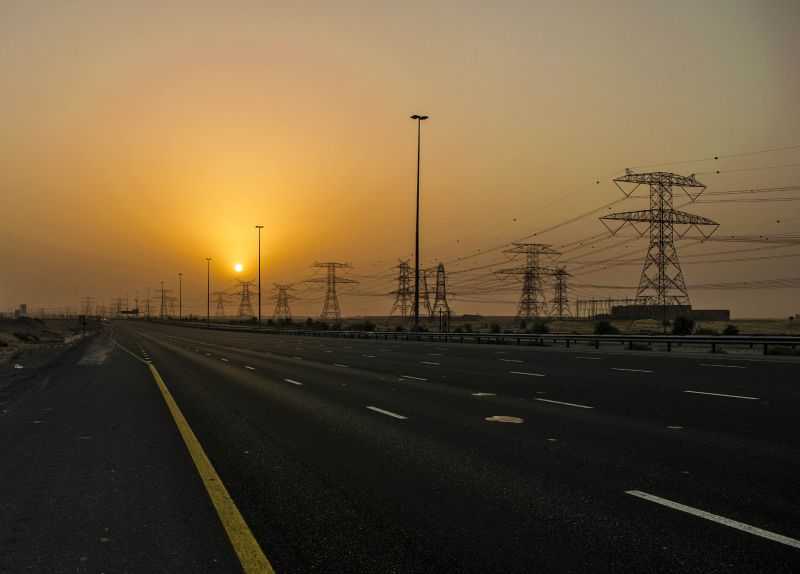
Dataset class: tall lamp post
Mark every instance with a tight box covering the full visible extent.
[206,258,212,324]
[410,114,429,330]
[255,225,264,326]
[178,272,183,320]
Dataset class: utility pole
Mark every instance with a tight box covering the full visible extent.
[272,283,297,322]
[553,267,571,319]
[235,280,257,318]
[411,114,429,330]
[146,286,150,319]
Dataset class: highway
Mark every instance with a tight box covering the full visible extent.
[2,321,799,573]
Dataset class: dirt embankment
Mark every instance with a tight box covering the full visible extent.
[0,317,96,367]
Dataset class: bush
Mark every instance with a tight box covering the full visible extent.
[489,323,501,333]
[594,320,620,335]
[528,319,550,334]
[671,316,694,336]
[453,326,464,333]
[723,324,739,335]
[465,324,473,333]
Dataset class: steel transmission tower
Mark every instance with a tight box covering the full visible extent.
[553,267,571,319]
[211,291,228,318]
[304,262,357,321]
[600,170,718,307]
[496,243,559,319]
[431,263,451,316]
[272,283,297,321]
[412,268,434,318]
[389,260,413,320]
[235,280,257,318]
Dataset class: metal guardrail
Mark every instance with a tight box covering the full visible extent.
[157,320,800,355]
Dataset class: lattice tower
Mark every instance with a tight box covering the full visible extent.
[553,267,571,319]
[272,283,298,321]
[431,262,452,316]
[235,280,257,318]
[389,260,413,320]
[495,243,559,319]
[304,262,357,321]
[600,170,718,307]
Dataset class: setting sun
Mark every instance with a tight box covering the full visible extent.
[234,263,243,273]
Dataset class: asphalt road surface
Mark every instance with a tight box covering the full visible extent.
[1,321,799,573]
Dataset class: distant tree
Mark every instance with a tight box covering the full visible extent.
[529,319,550,334]
[723,324,739,335]
[593,320,620,335]
[671,315,694,336]
[490,323,501,333]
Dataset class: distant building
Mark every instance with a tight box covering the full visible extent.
[18,304,27,316]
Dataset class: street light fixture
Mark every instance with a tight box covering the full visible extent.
[178,272,183,320]
[410,114,429,330]
[206,258,212,324]
[256,225,264,326]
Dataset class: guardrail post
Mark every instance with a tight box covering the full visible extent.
[566,339,570,349]
[764,343,768,355]
[711,342,716,354]
[667,341,671,352]
[628,340,633,350]
[595,339,599,349]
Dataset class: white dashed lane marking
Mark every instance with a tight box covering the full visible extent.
[284,379,303,386]
[244,366,255,370]
[510,371,545,377]
[498,359,523,363]
[401,375,427,381]
[366,406,407,420]
[534,398,593,409]
[611,368,652,373]
[684,390,759,400]
[626,490,800,549]
[700,364,746,369]
[420,361,440,365]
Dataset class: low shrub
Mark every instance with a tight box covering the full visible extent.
[767,346,799,356]
[723,324,739,335]
[695,327,717,336]
[593,321,620,335]
[528,319,550,334]
[672,316,694,336]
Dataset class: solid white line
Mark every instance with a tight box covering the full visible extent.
[684,390,759,400]
[534,398,593,409]
[498,359,523,363]
[420,361,440,365]
[366,406,407,420]
[362,355,376,358]
[244,366,255,370]
[575,356,602,360]
[625,490,800,549]
[611,367,653,373]
[333,363,349,368]
[701,364,747,369]
[284,378,303,386]
[510,371,545,377]
[401,375,427,381]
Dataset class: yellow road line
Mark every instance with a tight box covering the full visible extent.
[114,335,275,573]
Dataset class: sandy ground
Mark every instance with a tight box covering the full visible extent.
[0,317,95,367]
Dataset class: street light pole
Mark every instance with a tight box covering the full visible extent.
[206,258,212,324]
[178,272,183,320]
[256,225,264,326]
[410,114,429,330]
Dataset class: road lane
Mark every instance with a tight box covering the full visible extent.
[115,322,800,572]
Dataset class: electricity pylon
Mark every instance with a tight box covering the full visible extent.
[235,280,257,318]
[553,267,571,319]
[495,243,559,319]
[413,267,434,318]
[272,283,297,321]
[304,262,357,321]
[431,262,452,316]
[600,169,718,307]
[211,291,228,318]
[389,260,413,320]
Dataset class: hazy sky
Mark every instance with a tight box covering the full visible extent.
[2,0,799,318]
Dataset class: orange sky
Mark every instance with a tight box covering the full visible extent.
[1,1,799,319]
